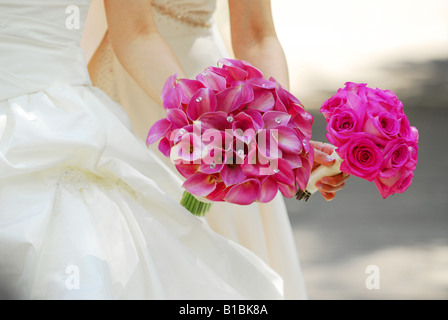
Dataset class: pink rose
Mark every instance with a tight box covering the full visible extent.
[369,88,404,115]
[363,112,400,141]
[320,92,347,120]
[374,167,414,199]
[378,139,410,178]
[338,133,383,181]
[326,108,359,145]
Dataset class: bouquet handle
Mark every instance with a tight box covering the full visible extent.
[296,151,343,201]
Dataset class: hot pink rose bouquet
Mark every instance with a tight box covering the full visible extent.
[147,58,314,216]
[297,82,418,200]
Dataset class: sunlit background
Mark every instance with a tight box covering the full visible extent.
[216,0,448,299]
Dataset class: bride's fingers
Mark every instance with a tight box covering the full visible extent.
[320,191,336,201]
[313,149,336,167]
[310,140,335,155]
[320,172,350,187]
[316,181,346,193]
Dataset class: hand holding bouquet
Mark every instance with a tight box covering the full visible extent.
[147,59,314,215]
[297,82,419,200]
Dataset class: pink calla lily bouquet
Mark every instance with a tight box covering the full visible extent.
[147,58,314,216]
[297,82,419,201]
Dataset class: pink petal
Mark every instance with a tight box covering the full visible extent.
[277,181,297,198]
[281,150,303,169]
[221,161,247,186]
[146,118,172,145]
[274,96,287,112]
[177,79,205,104]
[244,110,264,131]
[233,112,257,144]
[295,155,312,191]
[241,60,264,79]
[290,111,313,140]
[195,111,232,131]
[205,182,229,202]
[215,84,254,113]
[247,88,275,112]
[224,179,261,205]
[263,111,291,129]
[206,66,234,84]
[258,177,278,203]
[196,70,227,92]
[248,77,276,89]
[175,163,199,179]
[161,74,182,109]
[272,158,295,186]
[187,88,217,121]
[182,173,217,197]
[198,148,225,174]
[277,126,302,153]
[201,129,233,152]
[166,108,189,129]
[256,129,280,160]
[219,58,246,69]
[158,137,171,158]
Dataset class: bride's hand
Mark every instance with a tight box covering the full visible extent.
[311,140,350,201]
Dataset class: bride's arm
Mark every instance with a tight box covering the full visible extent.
[228,0,289,89]
[103,0,186,107]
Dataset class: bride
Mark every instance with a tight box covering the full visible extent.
[85,0,349,299]
[0,0,296,299]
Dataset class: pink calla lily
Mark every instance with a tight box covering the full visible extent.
[258,177,278,203]
[187,88,217,121]
[196,70,227,92]
[221,151,247,186]
[175,162,199,179]
[198,147,226,174]
[248,77,276,89]
[271,158,295,186]
[195,111,232,131]
[183,173,218,197]
[176,79,204,104]
[205,182,229,202]
[232,112,258,144]
[215,84,254,113]
[147,118,172,145]
[247,88,275,112]
[224,179,261,205]
[276,126,302,154]
[161,74,182,109]
[244,110,264,131]
[166,108,189,129]
[263,111,291,129]
[158,137,172,158]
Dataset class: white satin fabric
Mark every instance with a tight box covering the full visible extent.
[85,0,307,299]
[0,0,284,299]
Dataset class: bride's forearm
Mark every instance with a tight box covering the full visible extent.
[110,31,186,106]
[104,0,186,108]
[233,36,290,90]
[228,0,290,89]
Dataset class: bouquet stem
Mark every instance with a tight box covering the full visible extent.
[180,191,213,216]
[296,151,343,201]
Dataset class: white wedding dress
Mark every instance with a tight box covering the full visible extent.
[85,0,307,299]
[0,0,285,300]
